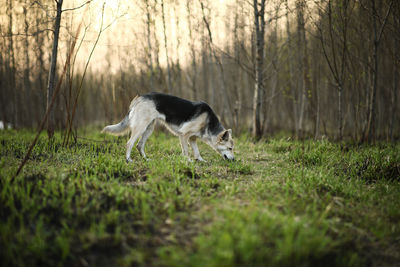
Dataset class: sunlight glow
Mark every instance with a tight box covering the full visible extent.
[64,0,289,73]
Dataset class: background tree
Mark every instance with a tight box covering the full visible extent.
[252,0,267,138]
[46,0,63,138]
[316,0,353,141]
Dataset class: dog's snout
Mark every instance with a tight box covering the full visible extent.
[223,154,235,161]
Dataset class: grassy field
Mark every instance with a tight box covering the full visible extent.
[1,129,400,266]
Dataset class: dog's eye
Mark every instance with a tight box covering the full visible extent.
[229,147,233,151]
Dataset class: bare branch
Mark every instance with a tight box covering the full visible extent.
[62,1,92,12]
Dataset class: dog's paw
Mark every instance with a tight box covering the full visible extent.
[126,158,133,163]
[195,158,207,162]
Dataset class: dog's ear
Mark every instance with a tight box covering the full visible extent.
[218,129,231,142]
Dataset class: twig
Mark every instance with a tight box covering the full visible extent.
[62,0,91,12]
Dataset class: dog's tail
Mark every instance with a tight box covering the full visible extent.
[102,95,141,136]
[102,114,130,136]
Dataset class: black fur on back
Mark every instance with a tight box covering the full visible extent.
[142,92,224,134]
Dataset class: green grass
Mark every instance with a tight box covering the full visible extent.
[1,129,399,266]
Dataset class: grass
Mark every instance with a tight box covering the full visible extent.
[1,129,399,266]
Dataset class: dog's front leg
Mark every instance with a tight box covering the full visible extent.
[189,136,205,162]
[179,135,191,161]
[126,138,135,163]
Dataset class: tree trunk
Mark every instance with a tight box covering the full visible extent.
[153,21,163,88]
[232,6,242,131]
[314,50,321,139]
[186,0,197,99]
[145,0,155,91]
[297,0,308,139]
[174,4,183,96]
[23,4,31,127]
[286,0,298,136]
[7,0,17,128]
[366,0,393,142]
[252,0,266,139]
[201,44,209,101]
[389,5,399,141]
[161,0,172,94]
[47,0,63,138]
[338,83,343,140]
[0,42,8,127]
[366,2,378,142]
[315,78,320,139]
[265,3,280,134]
[35,6,46,127]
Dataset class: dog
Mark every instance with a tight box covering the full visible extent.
[102,92,234,162]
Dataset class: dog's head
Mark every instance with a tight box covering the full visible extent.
[214,129,234,161]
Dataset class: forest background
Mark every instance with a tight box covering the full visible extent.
[0,0,399,142]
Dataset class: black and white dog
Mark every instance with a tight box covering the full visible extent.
[102,92,234,162]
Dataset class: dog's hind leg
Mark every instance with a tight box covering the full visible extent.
[179,135,191,160]
[189,136,205,162]
[126,120,153,162]
[136,120,155,159]
[126,129,141,163]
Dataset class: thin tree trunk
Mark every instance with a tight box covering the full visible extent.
[266,3,280,134]
[174,4,182,96]
[47,0,63,138]
[160,0,172,93]
[232,7,242,130]
[35,6,46,127]
[207,43,214,105]
[338,84,343,140]
[252,0,266,138]
[367,0,378,142]
[336,0,350,141]
[297,0,307,138]
[366,0,393,142]
[186,0,197,99]
[23,4,31,127]
[153,15,163,87]
[286,0,298,136]
[314,50,321,139]
[362,44,370,141]
[315,78,320,139]
[145,0,155,91]
[0,38,8,127]
[7,0,17,128]
[302,21,311,137]
[201,44,209,101]
[389,7,399,141]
